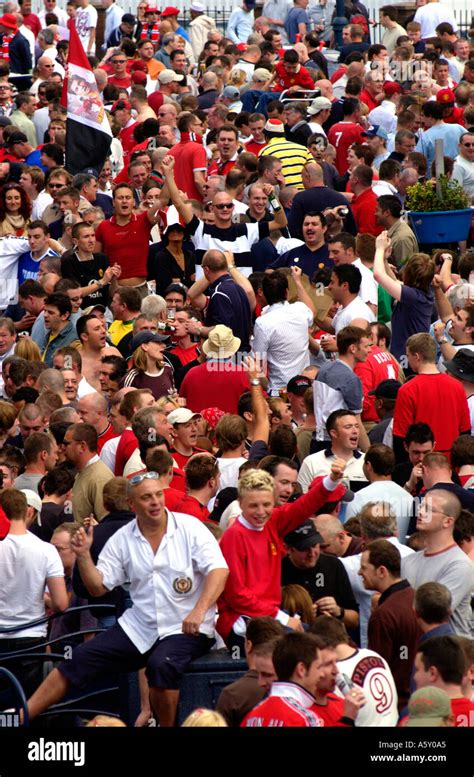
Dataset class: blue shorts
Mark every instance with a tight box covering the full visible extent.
[58,623,214,691]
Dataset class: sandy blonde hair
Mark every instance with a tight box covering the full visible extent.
[181,709,227,727]
[15,338,42,361]
[237,468,274,500]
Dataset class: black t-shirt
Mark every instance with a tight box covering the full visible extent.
[281,553,359,612]
[61,250,110,308]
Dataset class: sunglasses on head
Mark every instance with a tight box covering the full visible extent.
[214,203,233,210]
[129,471,161,487]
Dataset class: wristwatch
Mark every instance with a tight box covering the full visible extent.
[250,378,260,386]
[337,607,345,621]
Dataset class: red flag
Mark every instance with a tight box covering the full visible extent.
[63,21,112,175]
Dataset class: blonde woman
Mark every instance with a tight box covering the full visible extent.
[14,337,42,362]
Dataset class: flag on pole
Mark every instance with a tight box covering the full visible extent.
[62,21,112,175]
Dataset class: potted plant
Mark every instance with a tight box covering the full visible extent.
[405,175,472,244]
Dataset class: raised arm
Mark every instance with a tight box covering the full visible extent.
[373,231,402,301]
[161,155,194,225]
[70,526,108,597]
[438,253,456,291]
[433,274,454,323]
[244,354,270,445]
[291,265,316,317]
[224,251,256,311]
[261,184,288,232]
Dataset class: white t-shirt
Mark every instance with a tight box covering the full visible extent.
[332,296,376,333]
[344,480,414,544]
[353,258,378,307]
[0,532,63,638]
[75,4,98,54]
[217,457,247,489]
[414,3,458,39]
[335,648,399,726]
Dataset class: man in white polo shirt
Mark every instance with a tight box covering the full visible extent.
[26,472,229,726]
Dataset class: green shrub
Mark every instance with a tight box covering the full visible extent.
[406,175,470,212]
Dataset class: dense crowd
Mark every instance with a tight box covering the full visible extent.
[0,0,474,731]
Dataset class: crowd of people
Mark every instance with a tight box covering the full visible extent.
[0,0,474,732]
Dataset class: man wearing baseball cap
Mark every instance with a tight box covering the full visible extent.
[366,378,401,445]
[160,6,190,42]
[282,519,359,630]
[167,407,205,469]
[287,375,313,425]
[157,69,185,98]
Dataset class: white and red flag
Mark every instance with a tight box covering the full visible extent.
[62,21,112,175]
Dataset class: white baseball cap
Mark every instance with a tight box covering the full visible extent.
[167,408,202,425]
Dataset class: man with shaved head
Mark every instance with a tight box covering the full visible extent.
[313,514,364,557]
[77,392,117,453]
[402,489,474,638]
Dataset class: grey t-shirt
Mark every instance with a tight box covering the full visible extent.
[402,545,474,638]
[13,473,43,494]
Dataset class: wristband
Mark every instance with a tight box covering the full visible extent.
[337,607,345,621]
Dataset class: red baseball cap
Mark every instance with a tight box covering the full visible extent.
[161,5,180,16]
[383,81,402,97]
[436,88,455,107]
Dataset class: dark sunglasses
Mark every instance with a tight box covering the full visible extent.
[214,203,233,210]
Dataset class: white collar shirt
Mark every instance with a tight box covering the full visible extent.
[252,300,314,395]
[96,510,228,652]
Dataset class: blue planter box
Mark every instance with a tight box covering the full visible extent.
[408,208,473,244]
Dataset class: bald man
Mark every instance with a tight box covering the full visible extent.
[77,392,117,453]
[313,514,364,557]
[288,162,358,239]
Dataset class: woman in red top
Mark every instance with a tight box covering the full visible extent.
[217,461,347,650]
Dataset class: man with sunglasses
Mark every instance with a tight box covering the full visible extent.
[39,168,72,225]
[107,49,132,89]
[26,470,228,727]
[0,82,14,118]
[162,155,287,268]
[452,131,474,201]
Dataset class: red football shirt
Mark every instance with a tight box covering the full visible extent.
[96,211,151,279]
[164,490,210,522]
[393,373,471,455]
[359,89,379,112]
[350,187,383,236]
[355,346,400,422]
[170,343,199,366]
[272,61,315,93]
[179,362,251,414]
[244,139,267,156]
[97,423,118,454]
[108,74,131,89]
[327,121,366,174]
[169,138,208,201]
